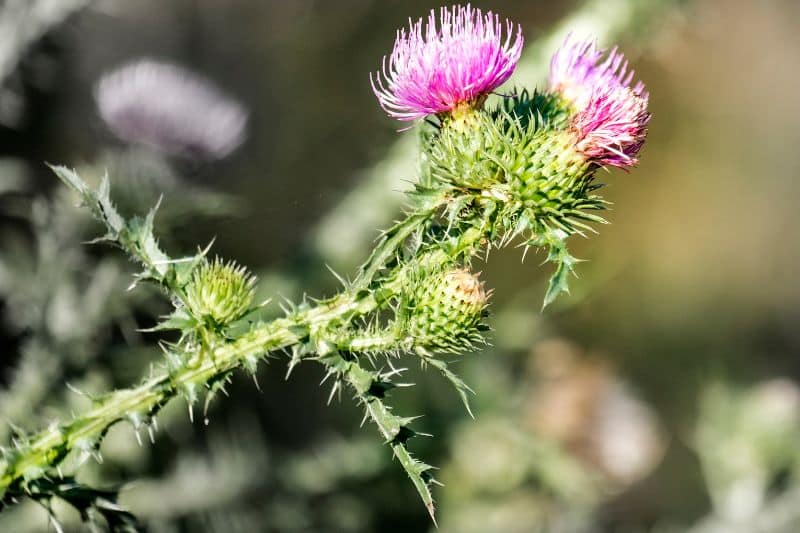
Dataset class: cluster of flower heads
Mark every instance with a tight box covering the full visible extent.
[372,5,650,169]
[371,4,523,121]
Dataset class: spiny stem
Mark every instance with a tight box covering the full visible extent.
[353,209,439,291]
[0,293,368,495]
[340,331,400,353]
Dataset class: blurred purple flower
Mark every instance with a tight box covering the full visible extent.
[371,4,523,121]
[95,60,247,160]
[549,35,650,168]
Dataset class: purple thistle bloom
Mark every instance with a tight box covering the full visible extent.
[96,60,247,160]
[549,35,650,168]
[371,4,523,121]
[571,84,650,168]
[549,35,645,112]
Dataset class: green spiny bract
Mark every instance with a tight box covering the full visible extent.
[426,91,606,240]
[399,266,490,355]
[184,258,256,327]
[493,90,573,131]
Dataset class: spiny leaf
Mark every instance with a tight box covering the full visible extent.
[339,356,439,522]
[541,236,580,309]
[426,357,475,418]
[5,477,143,532]
[392,443,438,525]
[50,165,125,235]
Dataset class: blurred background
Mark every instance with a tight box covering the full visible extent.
[1,0,799,531]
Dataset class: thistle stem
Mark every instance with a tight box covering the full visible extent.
[340,331,400,352]
[0,292,367,496]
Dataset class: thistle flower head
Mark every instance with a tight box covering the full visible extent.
[570,84,650,168]
[404,267,490,353]
[184,258,256,326]
[549,35,644,112]
[371,4,523,121]
[548,35,650,168]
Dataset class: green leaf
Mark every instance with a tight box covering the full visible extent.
[50,165,125,235]
[339,357,439,523]
[426,357,475,418]
[392,444,438,524]
[541,238,579,309]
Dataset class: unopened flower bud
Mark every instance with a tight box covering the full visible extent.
[404,267,490,353]
[184,258,255,326]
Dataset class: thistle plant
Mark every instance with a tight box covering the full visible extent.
[0,4,650,528]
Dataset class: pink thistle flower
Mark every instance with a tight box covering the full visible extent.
[371,4,523,121]
[549,35,645,112]
[549,35,650,168]
[571,84,651,168]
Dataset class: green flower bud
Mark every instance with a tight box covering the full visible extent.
[403,267,490,354]
[184,258,255,326]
